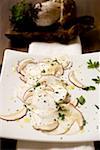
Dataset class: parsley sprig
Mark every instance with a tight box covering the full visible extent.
[83,86,96,91]
[87,59,100,72]
[76,95,86,105]
[58,112,65,120]
[34,82,41,89]
[92,76,100,84]
[10,0,40,31]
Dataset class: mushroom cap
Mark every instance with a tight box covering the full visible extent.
[35,1,61,26]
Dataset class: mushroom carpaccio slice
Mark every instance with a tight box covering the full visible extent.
[32,112,59,131]
[17,58,35,75]
[68,71,85,88]
[49,103,84,135]
[0,106,27,121]
[25,87,57,112]
[60,103,84,129]
[57,56,73,70]
[23,87,33,102]
[49,116,75,135]
[40,58,64,77]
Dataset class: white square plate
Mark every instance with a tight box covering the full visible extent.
[0,50,100,142]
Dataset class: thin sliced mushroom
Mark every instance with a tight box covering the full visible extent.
[39,76,67,90]
[17,59,35,75]
[32,113,59,131]
[48,103,84,135]
[57,56,73,70]
[0,106,27,121]
[23,88,34,102]
[49,118,75,135]
[33,120,59,131]
[68,71,85,88]
[64,61,72,70]
[40,59,64,77]
[60,103,84,129]
[42,86,54,92]
[19,75,27,83]
[54,61,64,77]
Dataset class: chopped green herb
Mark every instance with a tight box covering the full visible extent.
[34,82,41,89]
[95,105,99,110]
[41,69,46,73]
[36,82,40,87]
[58,113,65,120]
[83,86,96,91]
[76,95,86,105]
[87,59,99,69]
[92,76,100,84]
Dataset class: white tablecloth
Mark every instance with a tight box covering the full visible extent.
[17,38,94,150]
